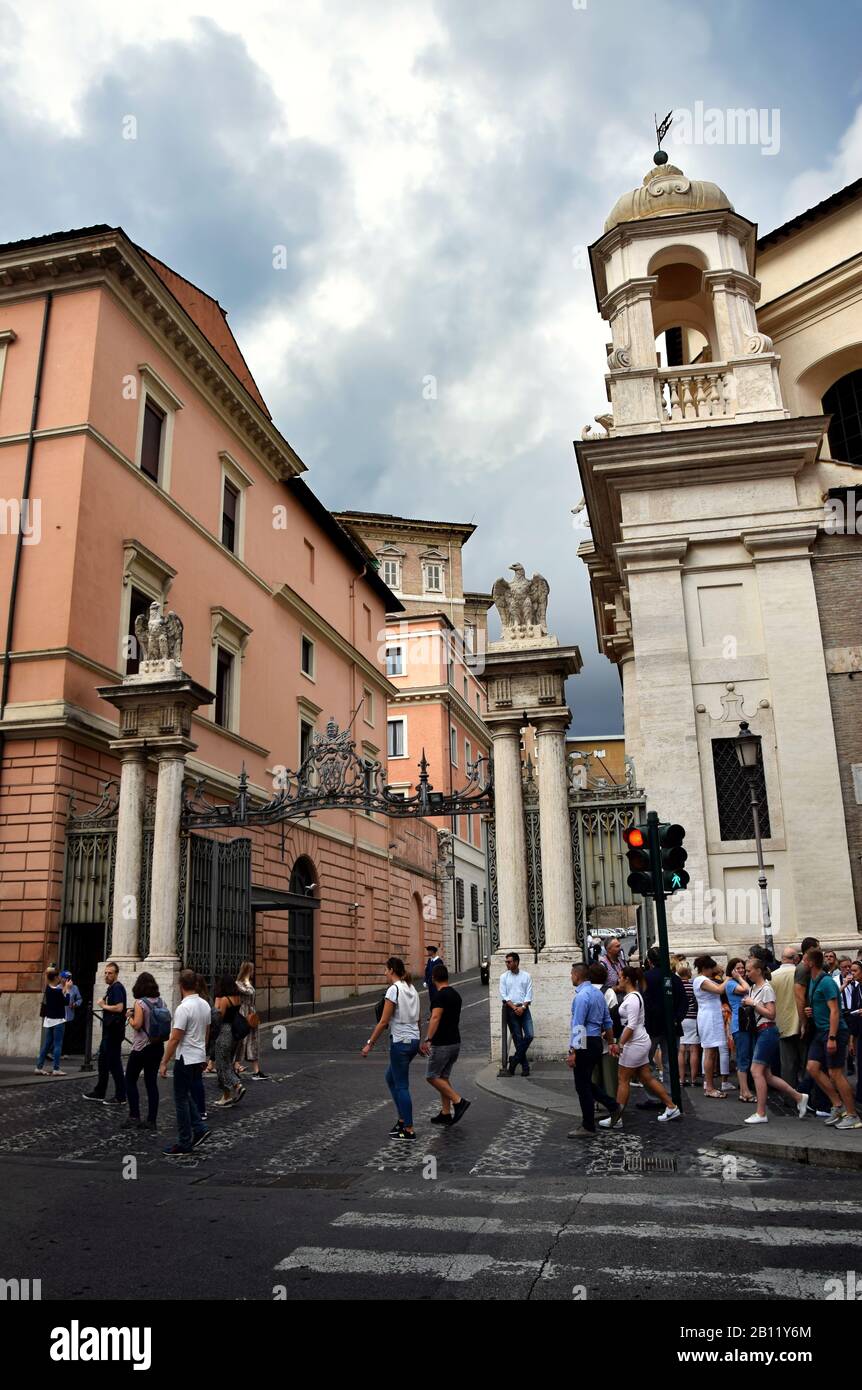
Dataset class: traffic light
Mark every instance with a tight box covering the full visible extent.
[659,822,689,894]
[623,825,653,895]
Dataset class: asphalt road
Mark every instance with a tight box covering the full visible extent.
[1,974,860,1302]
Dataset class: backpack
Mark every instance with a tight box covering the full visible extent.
[143,995,171,1042]
[374,982,398,1026]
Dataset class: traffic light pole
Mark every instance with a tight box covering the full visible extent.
[646,810,682,1109]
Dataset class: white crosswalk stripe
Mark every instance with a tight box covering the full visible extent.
[274,1248,543,1281]
[333,1211,563,1236]
[266,1099,389,1174]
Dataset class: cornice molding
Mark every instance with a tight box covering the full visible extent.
[0,229,306,482]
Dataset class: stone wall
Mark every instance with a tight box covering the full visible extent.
[812,531,862,933]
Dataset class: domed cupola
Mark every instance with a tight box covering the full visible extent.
[604,161,733,234]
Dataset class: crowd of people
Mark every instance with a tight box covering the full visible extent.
[33,958,264,1155]
[499,934,862,1138]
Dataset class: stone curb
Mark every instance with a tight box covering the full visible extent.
[716,1128,862,1172]
[475,1060,581,1117]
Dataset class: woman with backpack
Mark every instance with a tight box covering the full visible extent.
[124,972,169,1129]
[212,976,247,1108]
[599,965,681,1128]
[360,957,421,1142]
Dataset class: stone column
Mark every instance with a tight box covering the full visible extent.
[107,749,147,977]
[489,720,530,948]
[534,716,577,946]
[144,750,187,1009]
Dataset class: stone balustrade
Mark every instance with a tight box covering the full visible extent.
[659,365,733,423]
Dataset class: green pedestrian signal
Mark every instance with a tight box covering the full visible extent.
[659,823,689,895]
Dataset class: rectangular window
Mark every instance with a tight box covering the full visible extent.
[470,883,479,923]
[476,692,481,714]
[450,725,458,765]
[140,399,165,482]
[221,478,240,552]
[463,676,468,700]
[382,559,400,590]
[362,686,375,725]
[301,635,315,679]
[424,562,443,593]
[214,647,234,728]
[455,877,465,921]
[386,645,404,677]
[126,586,152,676]
[712,737,772,841]
[387,718,406,758]
[465,739,472,770]
[300,718,314,767]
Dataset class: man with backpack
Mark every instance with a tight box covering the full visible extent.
[159,969,212,1156]
[81,961,127,1106]
[123,972,171,1129]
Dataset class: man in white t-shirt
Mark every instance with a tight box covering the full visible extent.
[160,969,211,1156]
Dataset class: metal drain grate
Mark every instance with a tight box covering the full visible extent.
[624,1154,677,1173]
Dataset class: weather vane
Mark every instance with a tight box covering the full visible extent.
[654,109,673,165]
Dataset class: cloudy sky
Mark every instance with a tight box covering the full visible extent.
[2,0,860,732]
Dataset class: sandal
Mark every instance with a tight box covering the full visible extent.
[704,1088,727,1099]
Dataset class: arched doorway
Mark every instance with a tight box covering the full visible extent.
[288,856,317,1005]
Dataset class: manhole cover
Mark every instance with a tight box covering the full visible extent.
[624,1155,677,1173]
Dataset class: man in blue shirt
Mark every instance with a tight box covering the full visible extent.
[804,948,860,1129]
[567,962,619,1136]
[499,951,534,1076]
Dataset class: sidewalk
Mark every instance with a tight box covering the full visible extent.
[475,1059,862,1172]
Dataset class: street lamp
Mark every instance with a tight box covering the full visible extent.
[735,721,774,960]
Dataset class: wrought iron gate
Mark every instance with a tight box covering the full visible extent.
[486,768,646,955]
[183,833,253,985]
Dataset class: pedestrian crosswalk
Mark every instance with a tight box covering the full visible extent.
[272,1187,862,1298]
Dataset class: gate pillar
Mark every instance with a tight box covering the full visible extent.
[97,606,213,1012]
[478,566,583,1060]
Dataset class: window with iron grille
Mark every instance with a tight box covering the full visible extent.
[712,737,771,841]
[455,877,465,920]
[470,883,479,923]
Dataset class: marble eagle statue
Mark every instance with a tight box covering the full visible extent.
[134,601,184,665]
[492,564,550,639]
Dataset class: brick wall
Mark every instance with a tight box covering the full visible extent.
[812,532,862,929]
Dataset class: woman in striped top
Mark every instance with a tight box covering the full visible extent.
[677,964,700,1087]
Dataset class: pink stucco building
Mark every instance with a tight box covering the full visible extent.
[0,225,442,1053]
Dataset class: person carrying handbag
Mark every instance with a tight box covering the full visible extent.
[234,960,265,1079]
[212,976,246,1108]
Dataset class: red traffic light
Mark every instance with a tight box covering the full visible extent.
[623,827,645,848]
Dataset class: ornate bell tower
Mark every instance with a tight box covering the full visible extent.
[576,146,856,955]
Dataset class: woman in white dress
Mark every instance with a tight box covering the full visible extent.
[693,956,729,1098]
[599,966,680,1128]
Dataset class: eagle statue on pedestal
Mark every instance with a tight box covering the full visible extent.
[492,564,550,640]
[134,601,184,666]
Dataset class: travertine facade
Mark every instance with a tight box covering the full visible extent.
[577,163,862,957]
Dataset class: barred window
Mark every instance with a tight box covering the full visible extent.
[470,883,479,923]
[455,877,465,921]
[712,737,771,841]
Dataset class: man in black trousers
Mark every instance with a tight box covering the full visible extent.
[81,961,127,1106]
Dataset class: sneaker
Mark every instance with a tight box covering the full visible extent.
[836,1115,862,1130]
[797,1096,809,1120]
[199,1112,208,1121]
[50,1069,67,1077]
[213,1097,234,1108]
[396,1129,416,1143]
[34,1068,49,1075]
[815,1110,832,1118]
[250,1072,267,1080]
[429,1113,452,1126]
[598,1107,623,1129]
[744,1113,769,1125]
[102,1097,125,1107]
[657,1106,681,1122]
[191,1128,211,1148]
[721,1082,736,1092]
[234,1086,246,1104]
[629,1080,643,1088]
[163,1143,193,1157]
[389,1120,404,1135]
[81,1091,106,1101]
[824,1107,846,1127]
[451,1098,471,1126]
